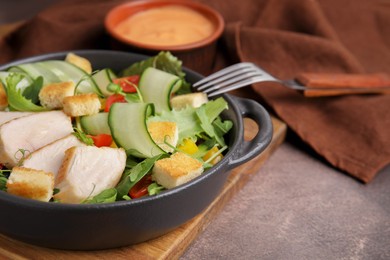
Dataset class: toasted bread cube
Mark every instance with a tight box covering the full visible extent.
[6,167,54,202]
[62,93,100,117]
[65,53,92,74]
[0,82,8,110]
[39,81,75,109]
[171,92,208,110]
[148,121,178,153]
[152,152,203,189]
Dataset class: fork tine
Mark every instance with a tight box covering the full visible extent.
[197,67,259,91]
[207,76,271,97]
[203,71,263,93]
[193,62,256,88]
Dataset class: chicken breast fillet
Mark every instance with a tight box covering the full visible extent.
[22,134,86,178]
[0,111,32,125]
[54,146,126,204]
[0,111,73,167]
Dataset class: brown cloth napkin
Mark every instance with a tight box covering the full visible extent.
[1,0,389,183]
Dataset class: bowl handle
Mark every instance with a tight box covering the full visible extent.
[227,97,273,170]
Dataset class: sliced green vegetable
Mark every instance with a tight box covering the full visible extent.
[80,113,111,135]
[120,51,191,94]
[92,68,117,96]
[108,102,164,158]
[139,67,181,113]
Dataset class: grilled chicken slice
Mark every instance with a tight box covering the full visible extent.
[0,111,32,125]
[22,134,86,178]
[0,111,73,167]
[54,146,126,204]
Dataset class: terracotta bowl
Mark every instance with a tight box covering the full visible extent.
[105,0,225,75]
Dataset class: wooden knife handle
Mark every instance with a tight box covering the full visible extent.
[295,72,390,97]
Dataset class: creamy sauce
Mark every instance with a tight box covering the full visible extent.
[114,5,215,47]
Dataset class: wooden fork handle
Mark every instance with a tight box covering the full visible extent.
[295,72,390,97]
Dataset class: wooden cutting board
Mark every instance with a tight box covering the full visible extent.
[0,116,286,260]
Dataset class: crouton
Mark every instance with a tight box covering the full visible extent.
[147,121,178,153]
[62,93,100,117]
[152,152,203,189]
[65,53,92,74]
[39,81,75,109]
[0,82,8,110]
[6,167,54,202]
[170,92,208,110]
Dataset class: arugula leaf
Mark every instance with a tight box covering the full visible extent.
[116,154,168,200]
[22,76,44,104]
[125,93,142,103]
[72,128,94,146]
[83,188,117,204]
[120,51,191,94]
[148,182,164,196]
[4,73,47,112]
[0,170,10,191]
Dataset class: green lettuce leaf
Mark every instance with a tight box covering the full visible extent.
[4,73,47,112]
[149,106,203,144]
[149,97,232,146]
[120,51,191,94]
[22,76,44,104]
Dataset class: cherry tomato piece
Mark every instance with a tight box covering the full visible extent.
[129,174,153,199]
[113,75,140,93]
[88,134,113,147]
[104,94,126,112]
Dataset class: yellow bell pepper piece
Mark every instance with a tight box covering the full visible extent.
[203,146,223,165]
[178,138,199,155]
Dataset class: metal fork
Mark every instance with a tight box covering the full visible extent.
[192,62,390,97]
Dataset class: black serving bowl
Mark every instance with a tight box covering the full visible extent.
[0,50,273,250]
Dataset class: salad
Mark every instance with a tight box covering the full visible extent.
[0,51,232,204]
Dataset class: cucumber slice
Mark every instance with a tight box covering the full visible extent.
[40,60,100,95]
[80,113,111,135]
[108,102,164,158]
[9,60,100,95]
[92,68,117,97]
[139,67,182,114]
[8,63,58,86]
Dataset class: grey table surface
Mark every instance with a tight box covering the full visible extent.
[181,138,390,260]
